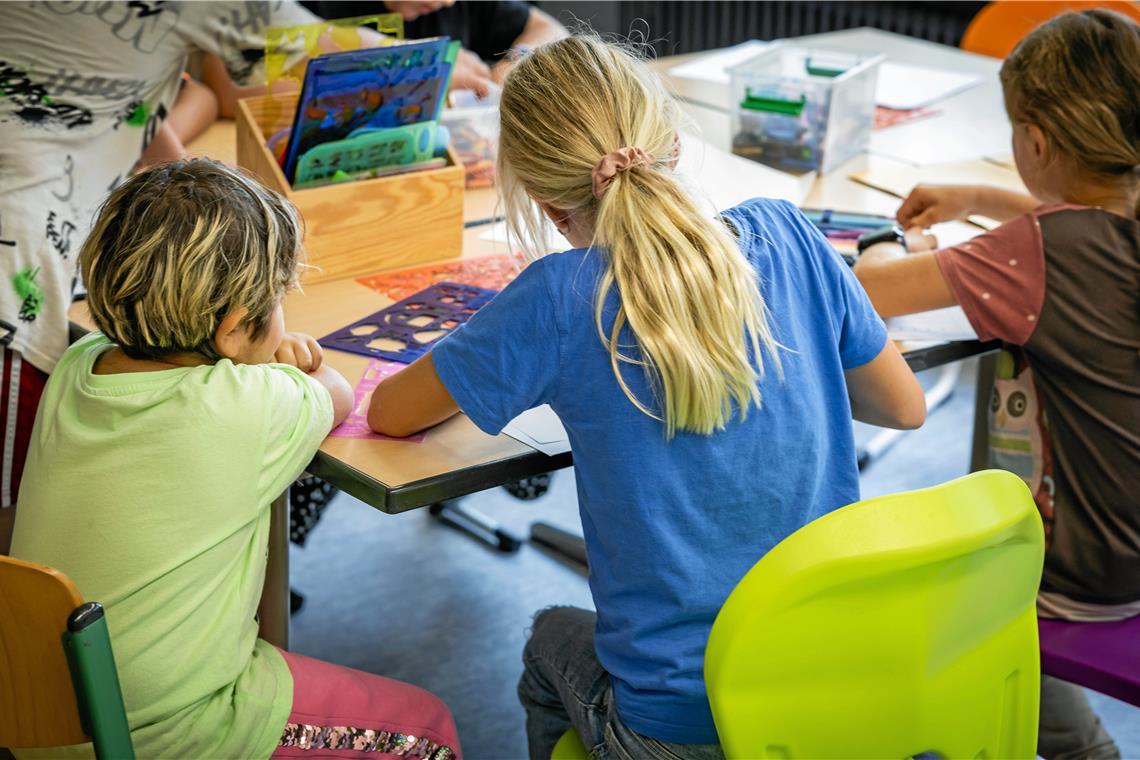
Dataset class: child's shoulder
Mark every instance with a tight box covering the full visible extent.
[720,197,804,234]
[1034,204,1139,233]
[1029,204,1139,261]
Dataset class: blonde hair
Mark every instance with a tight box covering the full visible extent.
[1000,9,1140,216]
[498,36,781,438]
[81,158,303,360]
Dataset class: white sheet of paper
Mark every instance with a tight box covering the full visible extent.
[674,131,815,213]
[478,221,569,251]
[874,62,981,110]
[502,405,570,457]
[668,40,770,85]
[887,306,978,342]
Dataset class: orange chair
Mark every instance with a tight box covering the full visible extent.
[0,556,134,759]
[961,1,1140,58]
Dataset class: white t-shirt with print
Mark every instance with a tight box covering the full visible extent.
[0,0,317,373]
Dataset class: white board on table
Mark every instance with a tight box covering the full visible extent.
[503,405,570,457]
[875,61,982,110]
[887,306,978,342]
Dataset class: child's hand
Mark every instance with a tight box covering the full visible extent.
[274,332,323,373]
[897,185,978,229]
[904,227,939,252]
[450,48,494,98]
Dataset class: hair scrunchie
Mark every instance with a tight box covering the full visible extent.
[591,147,655,198]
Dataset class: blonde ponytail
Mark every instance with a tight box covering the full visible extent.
[499,36,781,437]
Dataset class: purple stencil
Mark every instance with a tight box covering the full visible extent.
[320,281,498,363]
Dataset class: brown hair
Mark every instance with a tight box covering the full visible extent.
[80,158,303,360]
[1000,8,1140,214]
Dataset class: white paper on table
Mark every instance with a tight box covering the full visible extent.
[887,306,978,342]
[448,82,502,108]
[674,131,815,213]
[875,62,981,110]
[479,132,813,252]
[478,221,570,252]
[668,40,770,85]
[502,405,570,457]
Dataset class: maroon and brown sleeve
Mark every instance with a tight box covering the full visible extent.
[933,211,1048,345]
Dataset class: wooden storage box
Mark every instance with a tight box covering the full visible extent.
[236,93,464,284]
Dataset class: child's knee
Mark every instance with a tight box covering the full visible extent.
[524,606,594,661]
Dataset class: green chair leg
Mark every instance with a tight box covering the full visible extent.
[63,603,134,760]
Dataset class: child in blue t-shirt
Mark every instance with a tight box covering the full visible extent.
[368,36,925,758]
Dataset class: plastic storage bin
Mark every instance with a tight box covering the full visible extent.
[728,44,883,175]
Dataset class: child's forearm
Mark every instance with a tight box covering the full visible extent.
[167,78,219,144]
[970,186,1040,223]
[309,364,353,427]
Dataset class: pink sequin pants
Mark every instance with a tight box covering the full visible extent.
[272,649,461,759]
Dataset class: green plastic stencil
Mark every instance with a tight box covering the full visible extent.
[295,121,439,187]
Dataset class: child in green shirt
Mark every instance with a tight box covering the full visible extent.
[11,159,460,760]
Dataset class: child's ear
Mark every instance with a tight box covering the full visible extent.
[535,199,572,234]
[214,307,251,361]
[1026,123,1049,162]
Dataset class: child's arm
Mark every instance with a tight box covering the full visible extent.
[898,184,1039,229]
[275,333,353,426]
[166,77,219,146]
[367,354,461,438]
[843,341,927,430]
[853,243,958,318]
[136,122,187,171]
[490,7,568,84]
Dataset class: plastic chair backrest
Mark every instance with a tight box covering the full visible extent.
[0,556,134,759]
[960,1,1140,58]
[705,470,1044,759]
[551,728,589,759]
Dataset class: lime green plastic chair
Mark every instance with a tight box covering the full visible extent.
[706,469,1044,759]
[551,470,1044,759]
[550,729,589,759]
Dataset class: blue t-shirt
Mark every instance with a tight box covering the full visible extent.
[433,199,887,744]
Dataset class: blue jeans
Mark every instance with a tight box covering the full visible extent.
[518,606,724,760]
[1038,675,1120,759]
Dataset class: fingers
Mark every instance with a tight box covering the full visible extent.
[896,186,934,228]
[451,49,493,96]
[305,335,323,372]
[904,226,939,252]
[274,333,318,372]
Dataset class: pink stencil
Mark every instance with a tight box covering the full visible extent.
[356,253,520,301]
[874,106,940,130]
[329,359,427,442]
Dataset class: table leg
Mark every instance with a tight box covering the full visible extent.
[970,353,997,473]
[257,490,290,650]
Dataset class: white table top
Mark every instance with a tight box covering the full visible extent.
[655,27,1010,166]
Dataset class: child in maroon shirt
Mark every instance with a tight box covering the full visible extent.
[855,10,1139,759]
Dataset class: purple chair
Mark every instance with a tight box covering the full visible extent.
[1038,616,1140,706]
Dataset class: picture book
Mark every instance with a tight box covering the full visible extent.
[282,37,460,184]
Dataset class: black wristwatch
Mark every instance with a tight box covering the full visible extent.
[856,224,908,254]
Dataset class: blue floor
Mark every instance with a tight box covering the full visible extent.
[290,358,1140,759]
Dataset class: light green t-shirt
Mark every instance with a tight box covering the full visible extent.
[12,332,333,760]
